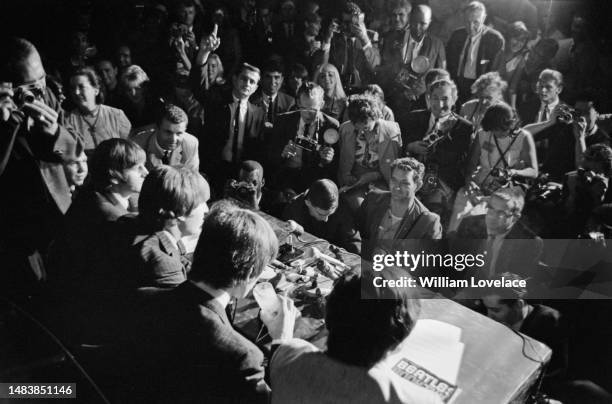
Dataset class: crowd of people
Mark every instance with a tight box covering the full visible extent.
[2,0,612,402]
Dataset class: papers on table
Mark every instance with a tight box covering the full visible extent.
[378,319,465,403]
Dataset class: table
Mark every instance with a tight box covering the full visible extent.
[234,211,551,404]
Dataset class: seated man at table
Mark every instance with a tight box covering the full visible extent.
[358,157,442,260]
[481,272,568,394]
[283,179,361,254]
[138,202,298,403]
[130,103,200,172]
[120,165,211,288]
[271,270,442,403]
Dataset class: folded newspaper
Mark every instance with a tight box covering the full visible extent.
[378,319,464,403]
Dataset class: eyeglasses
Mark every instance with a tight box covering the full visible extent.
[486,205,515,219]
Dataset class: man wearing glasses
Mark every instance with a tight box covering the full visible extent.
[454,186,542,277]
[0,37,80,298]
[268,81,339,193]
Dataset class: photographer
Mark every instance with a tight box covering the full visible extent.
[320,2,380,89]
[0,37,80,298]
[560,143,612,238]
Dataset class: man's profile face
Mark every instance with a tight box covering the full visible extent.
[389,168,418,202]
[116,160,149,195]
[575,100,597,130]
[428,85,455,118]
[485,195,518,236]
[482,295,521,326]
[233,69,260,99]
[156,119,186,151]
[536,78,562,105]
[410,10,431,40]
[465,9,485,37]
[391,7,409,31]
[179,201,209,237]
[305,199,337,222]
[262,71,284,95]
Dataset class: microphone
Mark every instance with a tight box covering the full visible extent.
[286,220,304,236]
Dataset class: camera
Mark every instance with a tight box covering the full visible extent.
[294,134,320,153]
[557,105,581,124]
[14,88,36,107]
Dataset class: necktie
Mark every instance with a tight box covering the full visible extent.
[542,105,550,122]
[162,149,171,165]
[232,101,241,163]
[346,38,355,82]
[458,36,473,78]
[267,95,274,123]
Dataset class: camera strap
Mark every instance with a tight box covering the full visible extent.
[479,132,520,188]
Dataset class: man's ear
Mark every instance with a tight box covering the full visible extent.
[109,169,122,185]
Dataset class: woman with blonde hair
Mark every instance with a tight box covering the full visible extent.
[314,63,348,121]
[459,71,508,135]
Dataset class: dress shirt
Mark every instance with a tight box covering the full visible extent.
[486,230,510,277]
[537,99,559,123]
[222,96,249,163]
[403,33,425,64]
[459,29,484,80]
[426,112,452,134]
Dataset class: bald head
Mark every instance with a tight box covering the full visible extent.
[0,37,45,86]
[410,5,432,40]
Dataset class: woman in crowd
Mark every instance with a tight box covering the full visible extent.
[459,72,507,136]
[338,94,402,213]
[65,67,132,154]
[500,22,530,109]
[315,63,348,122]
[449,102,538,232]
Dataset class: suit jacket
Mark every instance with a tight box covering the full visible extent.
[447,26,505,80]
[136,281,270,403]
[130,125,200,172]
[381,30,446,78]
[250,90,295,124]
[201,91,265,174]
[283,193,361,254]
[325,35,381,87]
[454,214,543,277]
[399,109,473,191]
[359,190,443,259]
[271,338,442,404]
[0,88,78,290]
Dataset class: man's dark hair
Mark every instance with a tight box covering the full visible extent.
[424,68,450,88]
[289,63,308,79]
[306,179,338,210]
[89,138,146,191]
[0,37,37,83]
[347,94,380,123]
[574,90,600,111]
[343,1,362,15]
[481,102,517,132]
[190,201,279,289]
[326,270,420,367]
[234,62,261,78]
[262,57,285,75]
[177,0,196,9]
[156,103,188,126]
[584,144,612,177]
[239,160,264,178]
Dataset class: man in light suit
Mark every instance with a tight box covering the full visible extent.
[446,1,504,103]
[132,202,298,403]
[0,37,80,298]
[131,104,199,172]
[358,157,442,260]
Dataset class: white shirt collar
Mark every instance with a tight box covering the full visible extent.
[263,92,278,103]
[110,192,130,210]
[232,94,249,105]
[196,282,232,309]
[541,98,559,113]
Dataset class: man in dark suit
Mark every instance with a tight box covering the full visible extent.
[380,5,447,112]
[399,79,473,221]
[380,0,411,68]
[454,187,543,278]
[446,1,504,103]
[320,2,381,90]
[131,104,199,172]
[133,203,298,403]
[358,157,442,260]
[267,82,339,193]
[0,37,80,298]
[249,58,295,135]
[201,63,264,193]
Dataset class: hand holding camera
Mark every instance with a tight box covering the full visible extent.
[22,100,59,137]
[318,146,334,164]
[0,83,16,123]
[281,140,298,159]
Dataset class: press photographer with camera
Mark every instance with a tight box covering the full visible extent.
[268,81,339,194]
[0,37,80,298]
[224,160,265,210]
